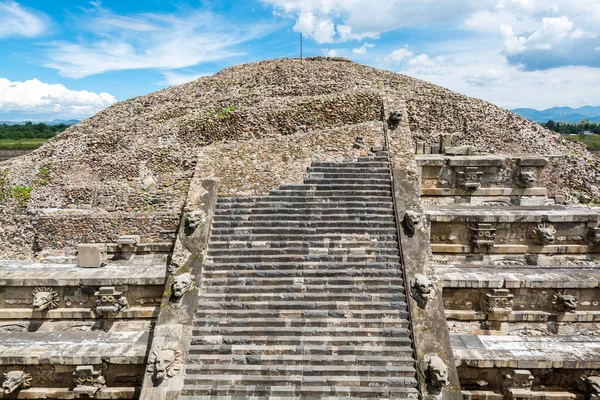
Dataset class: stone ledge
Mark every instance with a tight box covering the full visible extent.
[438,265,600,289]
[2,387,138,399]
[461,390,576,400]
[446,310,600,322]
[0,331,150,364]
[452,334,600,369]
[0,307,159,320]
[421,187,548,196]
[0,262,166,286]
[426,206,600,223]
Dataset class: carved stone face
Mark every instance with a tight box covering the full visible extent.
[172,273,192,299]
[556,294,578,312]
[533,224,556,245]
[33,292,53,310]
[187,211,204,231]
[2,370,29,394]
[403,211,421,234]
[148,345,182,381]
[32,287,58,311]
[514,168,536,187]
[154,350,176,380]
[589,229,600,245]
[425,355,449,389]
[73,365,105,391]
[414,274,434,295]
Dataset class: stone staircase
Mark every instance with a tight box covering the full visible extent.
[181,153,420,399]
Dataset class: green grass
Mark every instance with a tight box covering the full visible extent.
[0,138,48,150]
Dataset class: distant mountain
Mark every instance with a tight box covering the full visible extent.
[0,119,79,126]
[511,106,600,123]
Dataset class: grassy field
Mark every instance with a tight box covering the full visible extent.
[0,138,48,150]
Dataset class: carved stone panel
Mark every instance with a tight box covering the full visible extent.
[482,289,514,320]
[73,365,105,398]
[456,166,483,189]
[470,223,496,249]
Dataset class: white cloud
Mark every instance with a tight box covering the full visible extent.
[322,49,338,57]
[161,71,209,86]
[262,0,495,43]
[43,6,274,78]
[0,1,49,38]
[464,69,504,86]
[399,49,600,109]
[385,48,414,63]
[352,42,374,55]
[0,78,116,119]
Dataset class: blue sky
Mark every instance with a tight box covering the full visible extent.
[1,0,599,121]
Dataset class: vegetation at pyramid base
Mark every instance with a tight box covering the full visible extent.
[0,122,71,149]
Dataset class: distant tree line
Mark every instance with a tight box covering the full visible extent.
[540,119,600,135]
[0,122,70,140]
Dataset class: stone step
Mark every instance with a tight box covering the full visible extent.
[185,364,416,377]
[199,300,408,311]
[183,375,417,387]
[182,396,413,400]
[307,173,391,179]
[189,354,414,367]
[208,240,399,249]
[209,233,398,242]
[190,336,413,347]
[215,208,394,216]
[213,214,394,222]
[194,309,410,320]
[217,197,393,205]
[358,156,388,161]
[212,220,396,228]
[206,254,401,264]
[202,276,404,286]
[307,167,391,174]
[192,326,410,337]
[201,284,404,294]
[181,385,419,398]
[279,184,391,191]
[268,190,392,197]
[193,317,410,329]
[198,293,406,303]
[202,268,403,279]
[188,344,414,357]
[311,161,389,167]
[208,243,399,257]
[211,227,399,236]
[203,261,403,271]
[302,179,391,185]
[207,247,399,256]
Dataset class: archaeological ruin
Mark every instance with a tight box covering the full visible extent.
[0,57,599,399]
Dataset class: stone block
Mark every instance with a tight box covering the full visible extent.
[77,244,108,268]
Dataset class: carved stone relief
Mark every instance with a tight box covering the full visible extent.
[470,223,496,248]
[95,287,128,315]
[73,365,105,398]
[2,368,32,394]
[411,274,435,308]
[171,273,192,303]
[589,228,600,245]
[147,344,183,381]
[531,223,557,245]
[403,211,422,235]
[423,354,449,394]
[482,289,514,319]
[553,291,579,313]
[512,166,537,188]
[185,211,205,235]
[456,166,483,189]
[32,287,59,311]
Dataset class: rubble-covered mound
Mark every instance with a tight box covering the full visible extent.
[1,57,597,259]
